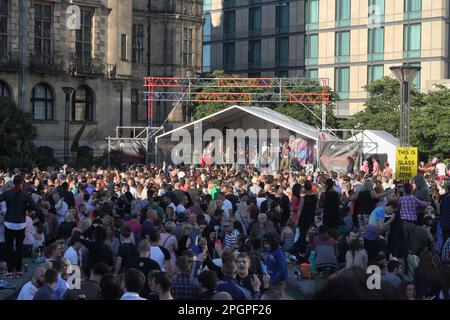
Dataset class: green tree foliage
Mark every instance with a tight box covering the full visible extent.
[0,97,37,168]
[411,86,450,158]
[192,71,338,129]
[343,76,449,158]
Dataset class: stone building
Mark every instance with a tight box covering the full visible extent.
[0,0,203,159]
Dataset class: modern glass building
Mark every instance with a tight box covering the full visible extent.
[203,0,450,117]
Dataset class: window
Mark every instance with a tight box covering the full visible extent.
[249,7,261,37]
[31,83,54,120]
[203,44,211,72]
[335,31,350,63]
[75,10,92,68]
[368,0,384,24]
[224,11,235,40]
[306,69,318,79]
[0,80,11,97]
[276,3,289,34]
[407,63,421,89]
[404,23,421,58]
[368,27,384,60]
[223,42,235,72]
[275,70,289,78]
[131,89,139,122]
[336,0,351,27]
[34,3,52,59]
[203,13,211,41]
[132,24,144,63]
[335,67,350,99]
[204,0,211,11]
[224,0,235,9]
[72,86,94,122]
[183,27,193,67]
[276,37,289,67]
[248,72,261,78]
[305,34,319,65]
[0,0,8,53]
[121,34,127,60]
[248,40,261,69]
[367,65,384,84]
[404,0,421,19]
[305,0,319,30]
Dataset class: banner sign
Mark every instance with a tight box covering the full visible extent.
[110,140,147,165]
[319,141,361,173]
[395,147,418,180]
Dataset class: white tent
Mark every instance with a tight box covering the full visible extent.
[155,105,327,164]
[156,105,321,142]
[348,130,400,172]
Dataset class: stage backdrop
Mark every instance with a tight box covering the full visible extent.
[318,141,361,173]
[110,140,147,166]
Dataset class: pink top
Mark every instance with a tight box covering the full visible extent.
[124,220,141,239]
[373,161,379,175]
[23,216,34,245]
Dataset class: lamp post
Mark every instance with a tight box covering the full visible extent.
[389,65,421,147]
[62,87,75,163]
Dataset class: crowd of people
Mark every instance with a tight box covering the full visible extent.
[0,157,448,300]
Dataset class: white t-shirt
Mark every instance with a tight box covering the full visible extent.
[56,199,68,223]
[437,163,447,176]
[120,292,147,300]
[223,199,233,212]
[150,245,169,272]
[17,281,38,300]
[176,204,186,214]
[168,203,176,212]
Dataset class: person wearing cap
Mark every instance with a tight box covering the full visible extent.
[0,175,38,272]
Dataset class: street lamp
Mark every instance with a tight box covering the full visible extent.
[389,65,421,147]
[62,87,75,163]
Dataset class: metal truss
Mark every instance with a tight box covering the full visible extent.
[143,76,331,130]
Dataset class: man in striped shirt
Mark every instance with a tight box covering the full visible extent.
[223,220,240,250]
[399,183,428,223]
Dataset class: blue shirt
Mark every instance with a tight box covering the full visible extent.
[33,284,58,300]
[365,207,386,241]
[265,247,288,285]
[53,276,68,300]
[217,276,247,300]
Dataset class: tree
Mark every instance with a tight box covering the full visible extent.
[343,76,424,137]
[343,76,449,158]
[411,86,450,158]
[0,97,37,168]
[193,70,338,129]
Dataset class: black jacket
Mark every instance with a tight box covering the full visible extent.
[60,189,76,209]
[0,188,38,224]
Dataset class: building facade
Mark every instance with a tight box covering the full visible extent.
[203,0,450,117]
[0,0,203,158]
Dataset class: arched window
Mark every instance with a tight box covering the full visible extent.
[31,83,54,120]
[0,80,11,97]
[72,85,94,121]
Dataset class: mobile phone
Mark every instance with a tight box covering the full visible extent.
[214,225,220,231]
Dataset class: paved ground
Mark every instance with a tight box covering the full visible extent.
[285,263,327,300]
[0,258,37,300]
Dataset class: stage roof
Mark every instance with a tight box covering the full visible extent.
[155,105,323,143]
